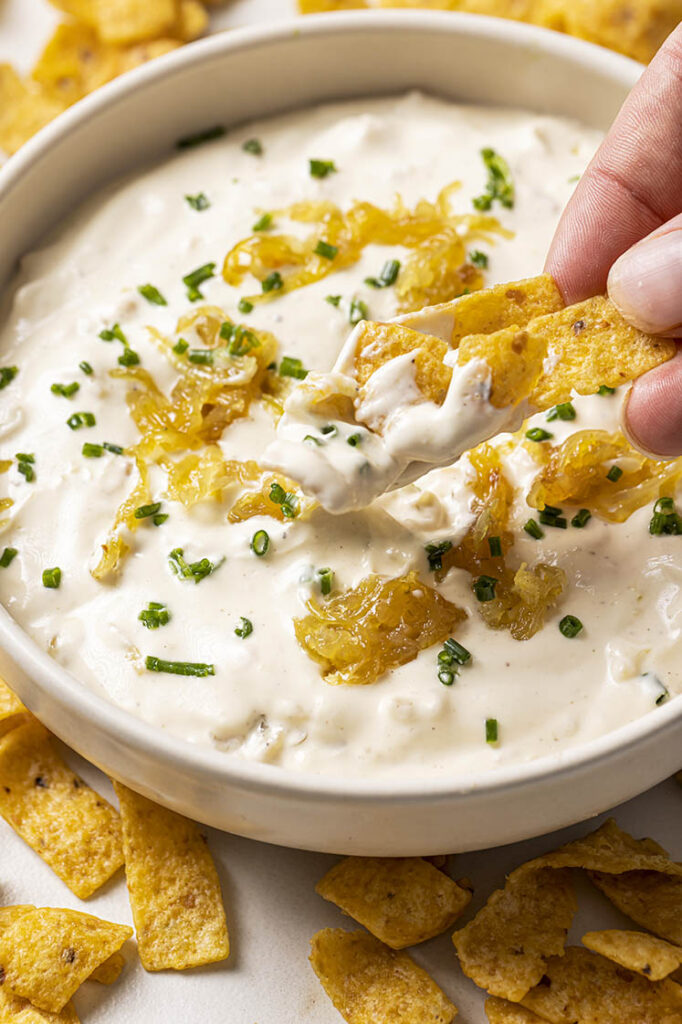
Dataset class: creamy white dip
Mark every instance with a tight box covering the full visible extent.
[0,92,678,780]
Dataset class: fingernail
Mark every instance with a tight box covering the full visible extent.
[608,229,682,335]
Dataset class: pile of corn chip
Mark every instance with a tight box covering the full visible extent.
[0,0,223,155]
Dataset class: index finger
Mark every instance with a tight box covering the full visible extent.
[545,26,682,303]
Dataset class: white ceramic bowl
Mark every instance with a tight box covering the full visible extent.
[0,12,679,855]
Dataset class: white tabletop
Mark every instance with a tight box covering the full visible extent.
[0,4,680,1022]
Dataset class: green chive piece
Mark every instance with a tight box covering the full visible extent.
[176,126,225,149]
[474,575,497,602]
[314,240,338,260]
[488,536,502,558]
[524,518,544,540]
[364,259,401,288]
[571,508,592,528]
[0,366,18,390]
[134,502,162,520]
[152,513,168,526]
[606,465,623,482]
[0,547,17,568]
[79,361,93,375]
[238,298,254,314]
[67,412,96,430]
[252,212,272,232]
[526,427,553,442]
[443,637,471,665]
[321,424,338,437]
[50,382,80,398]
[82,442,104,458]
[546,401,576,422]
[597,384,616,396]
[304,435,322,446]
[325,295,342,307]
[251,530,270,557]
[347,433,362,447]
[242,137,263,156]
[168,547,218,584]
[438,669,455,686]
[183,262,216,302]
[98,323,127,344]
[559,614,583,638]
[485,718,499,744]
[425,540,452,572]
[349,298,368,325]
[185,192,210,211]
[103,442,124,455]
[279,355,308,380]
[42,567,61,589]
[469,250,489,269]
[268,482,298,518]
[261,271,283,294]
[139,602,171,629]
[138,284,167,306]
[222,324,260,356]
[188,349,214,365]
[146,656,215,676]
[539,510,567,529]
[649,496,682,535]
[235,616,253,638]
[309,158,337,179]
[317,567,334,596]
[655,497,675,512]
[117,348,140,367]
[173,338,189,355]
[473,148,515,211]
[16,453,35,482]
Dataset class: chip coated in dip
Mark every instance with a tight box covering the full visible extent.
[0,92,679,781]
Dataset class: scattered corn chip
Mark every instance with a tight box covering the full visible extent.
[452,867,577,1001]
[0,988,79,1024]
[309,928,457,1024]
[485,997,548,1024]
[113,781,229,970]
[582,930,682,981]
[49,0,179,45]
[523,818,682,877]
[562,0,682,65]
[0,64,66,156]
[0,721,123,898]
[449,274,563,345]
[175,0,209,40]
[0,678,30,738]
[88,950,126,984]
[521,946,682,1023]
[316,857,472,949]
[590,870,682,945]
[0,907,131,1013]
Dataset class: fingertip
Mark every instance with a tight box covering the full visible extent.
[623,348,682,459]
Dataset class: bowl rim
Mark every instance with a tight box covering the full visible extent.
[1,9,678,806]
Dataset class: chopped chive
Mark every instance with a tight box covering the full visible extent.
[173,338,189,355]
[183,262,216,302]
[251,530,270,557]
[235,616,253,638]
[0,366,18,390]
[98,323,127,344]
[606,465,623,482]
[571,508,592,528]
[138,284,167,306]
[176,125,225,149]
[349,298,368,325]
[168,547,219,583]
[469,250,489,269]
[474,575,497,602]
[223,324,260,356]
[542,505,563,517]
[485,717,499,744]
[146,655,215,676]
[438,668,455,686]
[82,442,104,458]
[525,427,553,442]
[269,482,298,518]
[321,424,338,437]
[325,295,342,307]
[188,349,213,365]
[347,433,362,447]
[118,348,140,367]
[546,401,576,422]
[649,496,682,535]
[314,240,338,260]
[488,536,502,558]
[134,502,162,519]
[16,453,35,482]
[50,382,79,398]
[597,384,616,396]
[67,411,96,430]
[443,637,471,665]
[473,148,515,211]
[539,510,567,528]
[238,298,254,314]
[252,212,273,232]
[103,442,124,455]
[79,361,93,375]
[279,355,308,380]
[425,540,452,572]
[309,158,337,179]
[304,435,322,446]
[42,567,61,589]
[152,513,168,526]
[317,567,334,596]
[364,259,401,288]
[185,192,210,211]
[559,614,583,638]
[139,602,170,629]
[0,547,17,568]
[261,270,283,294]
[242,138,263,156]
[655,497,675,512]
[524,518,544,540]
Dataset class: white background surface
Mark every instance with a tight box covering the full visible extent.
[0,3,680,1022]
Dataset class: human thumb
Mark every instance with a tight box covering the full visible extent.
[607,217,682,458]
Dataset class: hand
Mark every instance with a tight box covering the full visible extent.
[545,25,682,457]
